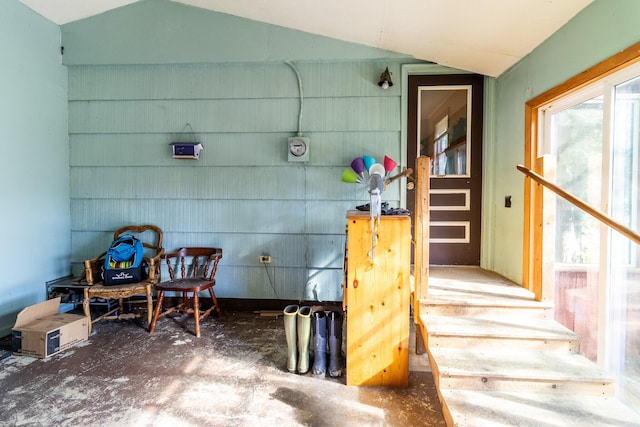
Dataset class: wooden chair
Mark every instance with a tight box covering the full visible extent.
[149,247,223,337]
[82,225,164,333]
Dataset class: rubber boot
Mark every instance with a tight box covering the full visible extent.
[328,311,344,377]
[311,310,327,376]
[296,306,312,374]
[283,305,299,373]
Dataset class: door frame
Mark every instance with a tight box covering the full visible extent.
[400,64,492,266]
[400,64,475,208]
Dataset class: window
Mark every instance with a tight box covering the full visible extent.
[418,86,471,176]
[433,116,449,175]
[527,44,640,409]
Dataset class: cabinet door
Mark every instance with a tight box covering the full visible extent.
[345,214,410,386]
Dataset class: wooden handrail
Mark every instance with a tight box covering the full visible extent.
[517,164,640,246]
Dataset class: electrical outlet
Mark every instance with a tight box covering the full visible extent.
[259,255,272,264]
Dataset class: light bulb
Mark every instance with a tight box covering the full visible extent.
[381,81,389,90]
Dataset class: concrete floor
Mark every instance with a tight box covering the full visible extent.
[0,310,445,426]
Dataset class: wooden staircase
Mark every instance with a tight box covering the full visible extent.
[418,266,640,427]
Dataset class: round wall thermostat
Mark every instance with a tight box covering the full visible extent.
[289,138,307,156]
[288,136,310,162]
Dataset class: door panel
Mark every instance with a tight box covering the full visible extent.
[407,74,483,265]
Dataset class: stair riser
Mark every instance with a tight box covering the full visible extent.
[427,335,580,353]
[428,351,615,397]
[437,375,615,395]
[439,389,640,427]
[423,305,552,319]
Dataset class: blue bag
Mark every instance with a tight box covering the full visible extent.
[102,235,146,285]
[104,235,144,269]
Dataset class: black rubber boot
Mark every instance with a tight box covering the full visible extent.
[311,311,327,376]
[328,311,343,377]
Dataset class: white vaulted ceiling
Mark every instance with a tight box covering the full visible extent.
[19,0,593,77]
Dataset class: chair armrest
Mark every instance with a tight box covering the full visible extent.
[83,251,107,285]
[84,248,165,285]
[208,249,223,280]
[146,247,165,284]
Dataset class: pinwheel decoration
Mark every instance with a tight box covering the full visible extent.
[342,154,398,215]
[342,154,399,261]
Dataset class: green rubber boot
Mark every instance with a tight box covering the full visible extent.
[283,305,299,372]
[296,306,312,374]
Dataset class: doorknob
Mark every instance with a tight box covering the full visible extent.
[407,182,415,190]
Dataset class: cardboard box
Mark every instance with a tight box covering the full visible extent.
[12,297,89,358]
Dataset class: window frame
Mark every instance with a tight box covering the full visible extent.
[523,41,640,301]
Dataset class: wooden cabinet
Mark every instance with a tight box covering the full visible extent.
[344,210,411,387]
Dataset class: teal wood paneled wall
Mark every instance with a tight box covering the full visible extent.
[69,61,407,301]
[63,0,419,302]
[0,1,69,336]
[488,0,640,283]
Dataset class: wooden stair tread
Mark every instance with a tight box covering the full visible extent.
[440,389,640,427]
[429,347,613,382]
[422,314,577,341]
[423,289,551,308]
[430,267,533,294]
[420,267,639,424]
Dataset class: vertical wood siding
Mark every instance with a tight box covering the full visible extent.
[69,61,404,301]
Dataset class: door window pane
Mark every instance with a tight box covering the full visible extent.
[418,87,471,176]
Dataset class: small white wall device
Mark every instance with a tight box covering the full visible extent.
[170,142,204,160]
[288,136,310,162]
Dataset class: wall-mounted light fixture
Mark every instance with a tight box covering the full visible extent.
[378,67,393,89]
